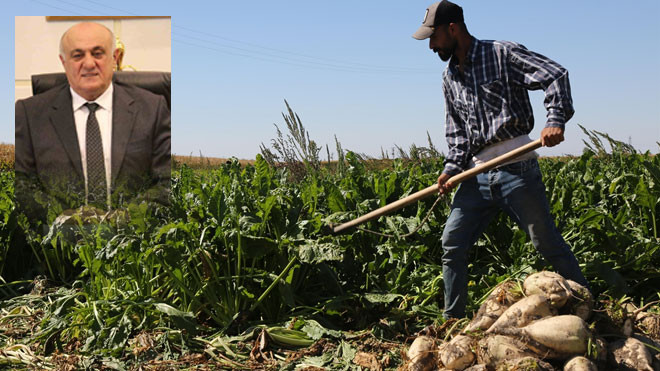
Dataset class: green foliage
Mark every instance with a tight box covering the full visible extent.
[0,134,658,366]
[541,146,660,298]
[0,172,15,283]
[259,100,322,180]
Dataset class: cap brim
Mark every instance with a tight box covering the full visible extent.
[412,26,433,40]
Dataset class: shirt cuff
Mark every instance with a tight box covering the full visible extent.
[546,108,567,128]
[442,162,463,176]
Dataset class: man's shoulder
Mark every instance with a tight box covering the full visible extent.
[16,84,69,108]
[473,40,534,65]
[113,82,164,104]
[477,39,525,51]
[485,39,531,55]
[113,82,169,115]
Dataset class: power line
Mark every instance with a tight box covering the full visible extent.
[52,0,113,16]
[34,0,435,75]
[81,0,140,16]
[29,0,86,16]
[173,25,430,73]
[173,32,429,74]
[172,38,424,75]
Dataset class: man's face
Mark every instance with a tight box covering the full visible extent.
[59,23,118,101]
[429,24,457,62]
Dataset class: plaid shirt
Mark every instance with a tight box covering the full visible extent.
[442,38,574,175]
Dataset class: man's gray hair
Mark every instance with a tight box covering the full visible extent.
[59,22,116,60]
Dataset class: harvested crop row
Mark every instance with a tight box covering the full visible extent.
[406,271,660,371]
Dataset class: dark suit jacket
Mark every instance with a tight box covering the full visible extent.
[15,82,171,223]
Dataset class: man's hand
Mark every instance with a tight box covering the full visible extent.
[53,206,106,226]
[437,173,455,195]
[541,126,565,147]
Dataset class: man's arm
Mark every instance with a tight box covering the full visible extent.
[149,95,171,204]
[15,100,35,175]
[506,43,574,147]
[126,94,171,206]
[438,78,469,193]
[15,99,50,224]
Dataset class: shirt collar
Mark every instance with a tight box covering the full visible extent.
[71,83,114,112]
[448,37,479,76]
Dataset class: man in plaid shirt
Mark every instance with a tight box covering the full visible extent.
[413,1,589,319]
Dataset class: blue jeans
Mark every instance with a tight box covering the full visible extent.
[441,158,588,319]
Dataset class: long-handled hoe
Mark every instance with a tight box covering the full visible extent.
[227,139,541,335]
[328,139,543,235]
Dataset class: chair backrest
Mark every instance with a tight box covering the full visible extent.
[31,71,171,109]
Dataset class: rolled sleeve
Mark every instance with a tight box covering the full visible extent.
[546,107,567,128]
[507,44,575,128]
[442,80,470,176]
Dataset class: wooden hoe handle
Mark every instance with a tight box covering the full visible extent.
[331,139,542,234]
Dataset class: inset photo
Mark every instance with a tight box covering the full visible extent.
[14,16,171,230]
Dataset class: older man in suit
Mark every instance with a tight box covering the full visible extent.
[15,22,170,225]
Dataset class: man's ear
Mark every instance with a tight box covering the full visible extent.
[59,54,65,66]
[447,22,457,36]
[113,48,120,68]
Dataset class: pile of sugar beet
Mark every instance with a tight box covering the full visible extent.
[405,272,660,371]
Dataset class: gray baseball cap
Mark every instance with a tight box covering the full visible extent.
[412,1,464,40]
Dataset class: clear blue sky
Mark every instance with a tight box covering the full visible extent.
[3,0,659,159]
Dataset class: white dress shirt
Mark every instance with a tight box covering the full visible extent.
[70,84,113,205]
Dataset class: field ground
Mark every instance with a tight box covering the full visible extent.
[1,133,658,369]
[0,144,591,171]
[172,153,254,169]
[1,278,658,370]
[1,144,254,170]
